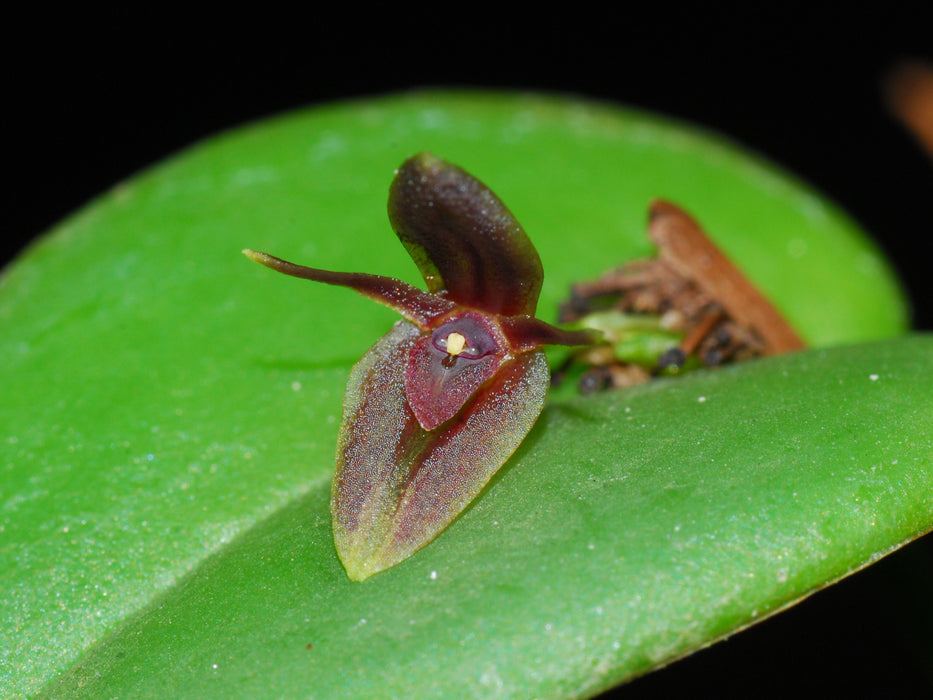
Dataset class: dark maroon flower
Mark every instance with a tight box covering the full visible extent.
[245,153,596,580]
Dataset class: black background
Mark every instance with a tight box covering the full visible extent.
[7,7,932,698]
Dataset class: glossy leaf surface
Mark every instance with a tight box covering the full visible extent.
[32,337,933,699]
[1,91,926,698]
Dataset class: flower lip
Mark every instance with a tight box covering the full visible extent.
[430,314,503,361]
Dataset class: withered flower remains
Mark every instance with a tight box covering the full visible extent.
[245,153,595,580]
[557,201,806,391]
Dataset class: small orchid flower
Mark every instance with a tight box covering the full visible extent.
[245,153,597,581]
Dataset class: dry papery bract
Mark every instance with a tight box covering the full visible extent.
[556,201,805,392]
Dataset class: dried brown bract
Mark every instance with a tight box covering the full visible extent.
[557,201,805,392]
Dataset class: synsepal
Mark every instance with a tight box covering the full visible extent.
[332,321,550,580]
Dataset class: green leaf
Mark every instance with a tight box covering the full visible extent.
[1,91,926,699]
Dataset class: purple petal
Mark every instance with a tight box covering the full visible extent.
[501,315,604,351]
[243,249,455,328]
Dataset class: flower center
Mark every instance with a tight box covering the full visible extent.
[442,331,467,356]
[430,315,502,370]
